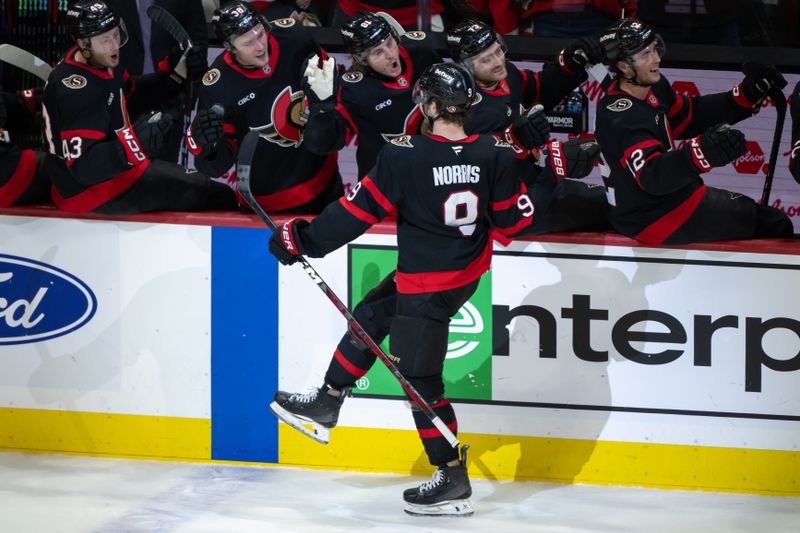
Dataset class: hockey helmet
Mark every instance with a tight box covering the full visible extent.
[600,19,665,65]
[413,63,477,114]
[445,19,506,64]
[213,1,271,49]
[340,12,395,57]
[66,0,128,48]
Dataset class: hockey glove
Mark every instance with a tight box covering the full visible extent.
[162,40,208,83]
[560,36,604,74]
[190,104,225,150]
[683,123,746,172]
[504,104,551,159]
[268,218,310,266]
[738,62,787,107]
[302,53,338,103]
[545,138,601,180]
[132,111,174,158]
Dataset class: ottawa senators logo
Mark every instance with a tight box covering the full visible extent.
[202,68,221,86]
[390,135,413,148]
[251,86,307,147]
[404,31,426,40]
[343,71,363,83]
[61,74,87,89]
[273,18,296,28]
[381,105,429,142]
[606,98,632,112]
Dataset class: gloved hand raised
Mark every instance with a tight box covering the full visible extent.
[302,53,338,103]
[132,111,174,158]
[268,218,310,265]
[504,104,551,159]
[683,123,746,172]
[544,138,601,180]
[163,39,208,83]
[739,62,787,106]
[560,36,603,74]
[190,104,225,150]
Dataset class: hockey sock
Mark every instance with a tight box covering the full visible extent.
[411,397,459,467]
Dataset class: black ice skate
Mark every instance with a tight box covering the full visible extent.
[403,445,473,517]
[269,384,351,444]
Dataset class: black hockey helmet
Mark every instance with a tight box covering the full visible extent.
[213,1,271,49]
[340,12,395,57]
[445,19,506,63]
[66,0,126,43]
[599,19,665,65]
[413,62,477,114]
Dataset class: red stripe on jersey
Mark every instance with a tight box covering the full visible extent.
[64,47,115,79]
[333,348,369,379]
[335,100,359,141]
[667,93,684,118]
[61,129,106,140]
[668,95,693,137]
[496,215,532,239]
[731,83,758,109]
[635,185,707,245]
[51,164,148,213]
[340,196,379,225]
[250,152,338,212]
[396,238,492,294]
[620,139,663,184]
[0,149,37,207]
[490,185,524,210]
[417,420,457,440]
[361,177,395,213]
[223,34,279,79]
[519,68,530,94]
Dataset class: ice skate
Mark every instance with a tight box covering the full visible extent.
[269,384,351,444]
[403,445,473,517]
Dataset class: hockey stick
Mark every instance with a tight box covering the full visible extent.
[760,86,788,206]
[0,44,52,82]
[146,4,195,168]
[235,131,461,449]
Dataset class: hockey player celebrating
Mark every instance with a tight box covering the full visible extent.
[302,11,441,178]
[266,63,586,517]
[43,0,236,215]
[0,88,49,207]
[595,19,793,244]
[188,1,343,214]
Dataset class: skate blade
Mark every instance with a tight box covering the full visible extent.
[404,499,474,517]
[269,401,331,444]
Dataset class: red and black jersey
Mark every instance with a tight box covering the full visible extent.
[338,0,444,27]
[0,89,46,207]
[596,75,757,244]
[189,18,339,213]
[299,134,535,294]
[303,32,440,178]
[466,60,585,135]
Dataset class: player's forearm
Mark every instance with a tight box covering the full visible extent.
[676,91,754,139]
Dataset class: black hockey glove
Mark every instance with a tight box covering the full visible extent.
[190,104,225,150]
[163,40,208,83]
[683,123,746,172]
[132,111,174,158]
[791,81,800,183]
[738,62,787,106]
[544,138,601,180]
[560,36,604,74]
[504,104,551,159]
[302,53,338,105]
[268,218,310,266]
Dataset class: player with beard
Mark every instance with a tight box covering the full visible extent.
[446,18,610,235]
[302,11,441,179]
[268,63,535,516]
[0,88,49,207]
[595,19,793,244]
[43,0,235,215]
[188,1,343,214]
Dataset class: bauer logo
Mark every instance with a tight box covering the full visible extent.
[348,245,493,400]
[0,254,96,345]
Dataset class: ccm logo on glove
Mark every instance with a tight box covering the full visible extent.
[118,127,147,163]
[688,137,711,171]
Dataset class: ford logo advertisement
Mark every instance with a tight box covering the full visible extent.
[0,254,97,345]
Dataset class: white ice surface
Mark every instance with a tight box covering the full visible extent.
[0,452,798,533]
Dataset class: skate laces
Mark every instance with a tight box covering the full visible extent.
[419,469,446,493]
[289,389,319,404]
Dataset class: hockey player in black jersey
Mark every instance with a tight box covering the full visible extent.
[43,0,236,215]
[301,11,441,179]
[790,81,800,184]
[0,88,49,207]
[187,1,343,214]
[595,19,793,244]
[266,63,584,516]
[445,19,610,235]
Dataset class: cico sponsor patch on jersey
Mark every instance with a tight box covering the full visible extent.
[607,98,632,112]
[390,135,413,148]
[61,74,87,90]
[203,68,221,86]
[405,31,426,40]
[343,71,363,83]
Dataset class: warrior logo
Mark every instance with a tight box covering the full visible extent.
[380,106,429,142]
[251,86,307,147]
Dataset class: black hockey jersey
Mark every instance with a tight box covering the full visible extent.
[189,18,338,212]
[465,60,585,135]
[1,89,43,207]
[42,48,177,213]
[299,134,535,294]
[302,32,440,178]
[596,75,757,244]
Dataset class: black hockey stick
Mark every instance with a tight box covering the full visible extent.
[146,4,195,168]
[235,131,461,448]
[760,86,788,206]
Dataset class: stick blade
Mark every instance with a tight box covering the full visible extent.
[0,44,52,81]
[146,5,191,44]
